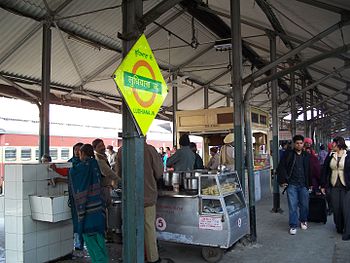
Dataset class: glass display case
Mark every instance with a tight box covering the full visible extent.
[200,171,245,215]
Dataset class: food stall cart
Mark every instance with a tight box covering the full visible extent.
[175,106,272,200]
[156,170,249,262]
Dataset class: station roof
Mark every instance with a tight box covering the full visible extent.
[0,0,350,137]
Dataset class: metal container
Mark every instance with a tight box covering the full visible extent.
[183,177,198,190]
[184,172,192,178]
[172,172,180,185]
[108,200,122,233]
[163,172,172,186]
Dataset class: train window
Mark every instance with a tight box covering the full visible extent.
[5,148,17,161]
[35,149,39,160]
[61,148,70,160]
[260,115,267,125]
[50,148,58,160]
[21,148,32,161]
[251,112,259,123]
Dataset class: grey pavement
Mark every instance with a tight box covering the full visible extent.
[1,194,349,263]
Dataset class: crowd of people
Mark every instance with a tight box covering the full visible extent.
[42,133,238,262]
[277,135,350,241]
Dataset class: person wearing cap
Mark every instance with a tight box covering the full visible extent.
[304,137,316,155]
[219,133,235,170]
[207,147,220,170]
[166,134,195,171]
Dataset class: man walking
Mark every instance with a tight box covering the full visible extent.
[277,135,312,235]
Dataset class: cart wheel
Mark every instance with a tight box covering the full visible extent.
[201,247,224,263]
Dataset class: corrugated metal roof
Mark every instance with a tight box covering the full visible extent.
[1,0,350,134]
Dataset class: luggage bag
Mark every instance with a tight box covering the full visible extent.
[308,192,327,224]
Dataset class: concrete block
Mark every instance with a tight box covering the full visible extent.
[23,249,37,263]
[36,230,49,248]
[36,181,49,196]
[22,181,37,200]
[36,164,49,181]
[23,215,36,234]
[23,232,37,251]
[4,181,17,199]
[6,249,23,263]
[60,239,73,257]
[5,215,18,234]
[36,245,49,263]
[4,165,17,182]
[5,233,18,251]
[5,198,18,216]
[22,164,37,182]
[49,242,61,261]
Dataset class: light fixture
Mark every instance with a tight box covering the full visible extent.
[214,38,232,51]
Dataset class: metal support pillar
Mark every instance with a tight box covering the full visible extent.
[121,1,144,262]
[226,96,231,107]
[231,0,255,242]
[230,0,245,191]
[302,77,308,137]
[310,90,314,139]
[204,85,209,109]
[39,21,51,160]
[270,33,282,213]
[290,72,296,136]
[172,74,178,147]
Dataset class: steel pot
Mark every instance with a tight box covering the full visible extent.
[163,172,172,186]
[108,200,122,233]
[183,177,198,190]
[172,172,180,185]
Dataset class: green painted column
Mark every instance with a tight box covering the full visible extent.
[121,0,144,262]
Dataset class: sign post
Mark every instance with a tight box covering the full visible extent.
[114,34,168,135]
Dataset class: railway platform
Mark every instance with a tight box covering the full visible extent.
[1,194,349,263]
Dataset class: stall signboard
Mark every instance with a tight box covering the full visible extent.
[113,34,168,135]
[199,215,223,231]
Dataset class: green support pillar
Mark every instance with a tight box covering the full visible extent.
[121,0,144,262]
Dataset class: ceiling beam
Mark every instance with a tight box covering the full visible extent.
[295,0,350,14]
[255,44,350,87]
[138,0,184,29]
[279,65,350,105]
[242,20,349,85]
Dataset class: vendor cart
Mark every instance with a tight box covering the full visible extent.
[156,170,249,262]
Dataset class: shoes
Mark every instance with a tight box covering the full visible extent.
[289,228,297,235]
[72,249,86,258]
[301,222,308,230]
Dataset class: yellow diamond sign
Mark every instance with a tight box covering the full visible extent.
[113,34,168,135]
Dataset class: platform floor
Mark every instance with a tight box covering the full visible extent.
[1,193,349,263]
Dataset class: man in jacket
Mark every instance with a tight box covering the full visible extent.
[117,139,165,262]
[277,135,311,235]
[190,142,204,170]
[166,134,195,171]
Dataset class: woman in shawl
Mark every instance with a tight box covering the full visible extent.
[70,143,108,262]
[68,142,84,251]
